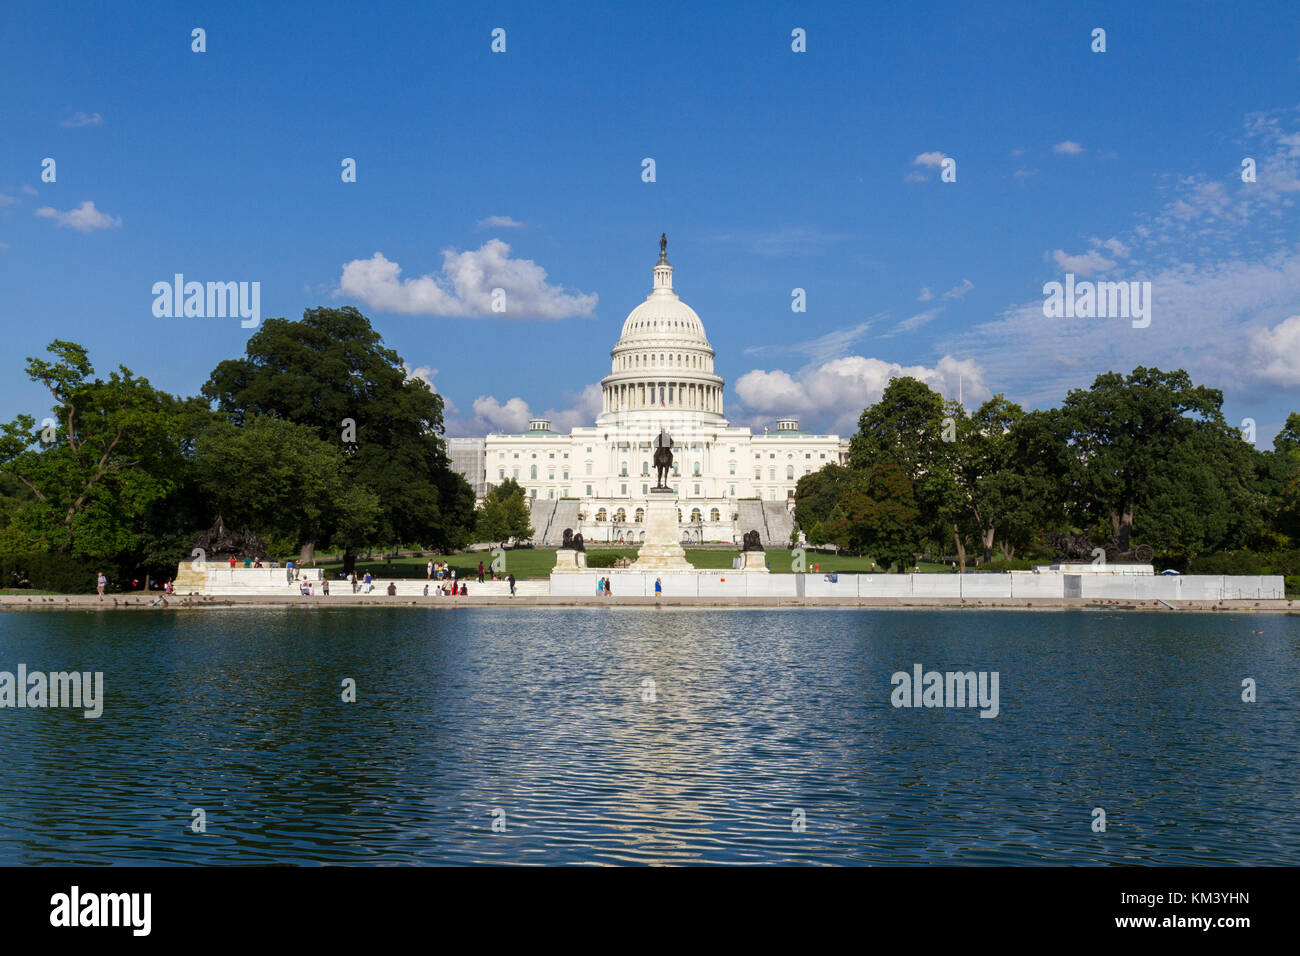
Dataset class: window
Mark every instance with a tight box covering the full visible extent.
[513,452,519,459]
[769,453,775,459]
[730,485,736,496]
[620,483,627,495]
[586,462,592,476]
[754,470,761,480]
[642,461,649,475]
[820,453,826,459]
[614,508,626,522]
[563,453,569,459]
[498,452,504,459]
[805,453,811,459]
[530,465,537,479]
[563,470,569,480]
[498,468,505,479]
[787,466,794,479]
[729,462,735,475]
[693,462,701,475]
[586,484,593,496]
[769,489,776,499]
[769,468,776,481]
[620,461,628,476]
[596,508,607,522]
[710,508,720,522]
[690,508,702,522]
[513,468,519,479]
[548,469,555,480]
[548,490,554,499]
[531,453,537,459]
[635,508,644,523]
[729,447,735,453]
[642,484,648,494]
[693,484,700,495]
[549,452,555,459]
[531,489,537,498]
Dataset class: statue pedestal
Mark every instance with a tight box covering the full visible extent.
[737,550,769,573]
[553,548,588,572]
[630,491,692,571]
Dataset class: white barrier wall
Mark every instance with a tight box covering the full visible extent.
[548,571,1286,600]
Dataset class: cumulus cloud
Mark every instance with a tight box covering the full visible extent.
[1053,140,1085,155]
[34,200,121,232]
[403,364,458,415]
[61,111,103,127]
[735,355,989,434]
[476,215,524,229]
[447,383,604,436]
[337,240,597,319]
[1251,315,1300,386]
[905,151,950,182]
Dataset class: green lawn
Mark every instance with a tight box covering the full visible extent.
[319,549,955,579]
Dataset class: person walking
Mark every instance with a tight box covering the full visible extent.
[363,570,373,593]
[95,571,107,598]
[508,572,516,597]
[423,583,429,597]
[427,560,433,580]
[655,577,662,596]
[605,576,612,597]
[477,561,485,583]
[597,577,605,596]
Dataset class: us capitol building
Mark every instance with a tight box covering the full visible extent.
[448,237,849,546]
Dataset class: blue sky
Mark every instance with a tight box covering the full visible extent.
[3,0,1299,443]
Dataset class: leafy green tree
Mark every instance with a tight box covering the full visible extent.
[793,462,852,546]
[1058,367,1242,553]
[194,416,381,558]
[0,341,192,558]
[822,463,919,569]
[475,478,533,547]
[201,307,474,565]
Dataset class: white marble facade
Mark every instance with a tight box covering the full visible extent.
[473,241,850,544]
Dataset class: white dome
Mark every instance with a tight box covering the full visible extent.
[616,252,710,346]
[596,237,726,425]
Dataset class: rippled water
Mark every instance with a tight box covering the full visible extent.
[0,608,1297,865]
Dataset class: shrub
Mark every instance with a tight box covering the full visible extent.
[0,552,119,594]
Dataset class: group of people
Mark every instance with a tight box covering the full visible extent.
[427,560,491,584]
[424,581,468,596]
[596,576,615,596]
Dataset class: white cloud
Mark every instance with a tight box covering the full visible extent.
[1050,248,1116,274]
[1251,315,1300,386]
[448,383,604,436]
[744,320,876,364]
[891,308,943,334]
[337,240,597,319]
[917,286,933,302]
[735,355,989,434]
[943,278,975,300]
[403,364,458,415]
[21,185,37,196]
[61,111,103,128]
[905,151,950,183]
[0,194,18,207]
[1053,141,1085,155]
[476,215,524,229]
[471,395,532,433]
[34,200,121,232]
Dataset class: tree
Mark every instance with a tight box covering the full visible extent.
[202,307,473,565]
[793,462,852,547]
[0,341,193,558]
[1058,367,1238,553]
[194,416,381,559]
[475,478,533,547]
[824,462,920,570]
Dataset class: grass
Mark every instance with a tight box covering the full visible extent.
[317,549,958,579]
